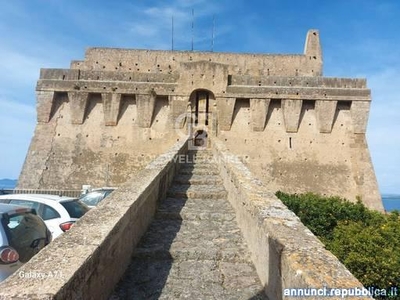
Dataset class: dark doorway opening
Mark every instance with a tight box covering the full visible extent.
[193,90,210,126]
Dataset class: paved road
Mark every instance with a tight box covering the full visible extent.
[110,151,267,300]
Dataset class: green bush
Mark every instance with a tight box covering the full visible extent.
[276,192,400,299]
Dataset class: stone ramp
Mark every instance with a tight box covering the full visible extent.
[110,150,267,300]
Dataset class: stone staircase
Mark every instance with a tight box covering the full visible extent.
[110,150,267,300]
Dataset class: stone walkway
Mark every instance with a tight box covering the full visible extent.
[110,151,267,300]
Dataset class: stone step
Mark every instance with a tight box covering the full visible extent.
[179,167,220,175]
[181,162,218,169]
[185,154,215,160]
[186,152,215,159]
[111,258,267,300]
[132,219,252,263]
[173,174,222,185]
[187,150,213,155]
[156,196,236,229]
[156,210,235,221]
[157,197,234,214]
[133,246,252,263]
[174,158,214,166]
[167,184,227,199]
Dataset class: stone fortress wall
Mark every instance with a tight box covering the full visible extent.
[18,29,383,211]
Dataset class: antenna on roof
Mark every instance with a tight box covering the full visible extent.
[172,16,174,51]
[191,9,194,51]
[211,15,215,52]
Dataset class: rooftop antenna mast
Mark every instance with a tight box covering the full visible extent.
[191,9,194,51]
[211,15,215,52]
[172,16,174,51]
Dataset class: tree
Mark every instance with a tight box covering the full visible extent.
[276,192,400,299]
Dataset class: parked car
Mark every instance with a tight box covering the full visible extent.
[0,204,51,282]
[79,187,116,208]
[0,194,89,239]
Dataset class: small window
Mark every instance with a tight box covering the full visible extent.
[42,205,61,220]
[80,191,106,207]
[104,190,114,198]
[227,75,232,85]
[9,200,40,215]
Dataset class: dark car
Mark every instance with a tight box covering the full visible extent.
[0,204,52,282]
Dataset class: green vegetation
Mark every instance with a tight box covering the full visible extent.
[276,191,400,299]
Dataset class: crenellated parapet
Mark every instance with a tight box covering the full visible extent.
[221,76,371,133]
[36,73,371,134]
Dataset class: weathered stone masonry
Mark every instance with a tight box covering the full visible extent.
[18,29,383,211]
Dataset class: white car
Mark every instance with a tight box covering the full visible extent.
[0,194,89,239]
[0,204,51,282]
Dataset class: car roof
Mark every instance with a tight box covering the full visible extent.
[0,194,78,204]
[90,187,117,192]
[0,203,34,215]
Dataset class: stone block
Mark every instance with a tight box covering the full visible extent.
[351,101,370,133]
[68,91,89,124]
[217,97,236,131]
[315,100,337,133]
[103,93,121,126]
[136,93,156,128]
[250,98,270,131]
[282,99,302,133]
[36,90,55,123]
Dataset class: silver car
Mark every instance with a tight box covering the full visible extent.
[0,204,51,282]
[79,188,116,208]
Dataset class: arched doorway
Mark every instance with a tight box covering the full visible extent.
[187,89,214,149]
[189,89,214,127]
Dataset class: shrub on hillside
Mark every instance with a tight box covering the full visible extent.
[276,192,400,299]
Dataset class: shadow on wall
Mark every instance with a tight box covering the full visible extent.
[111,204,183,297]
[110,167,187,298]
[232,98,250,126]
[117,95,136,123]
[267,237,283,299]
[151,96,169,127]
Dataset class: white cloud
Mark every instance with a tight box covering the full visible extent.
[0,48,42,89]
[120,0,223,50]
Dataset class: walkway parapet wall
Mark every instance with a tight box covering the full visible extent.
[0,137,189,300]
[211,138,373,300]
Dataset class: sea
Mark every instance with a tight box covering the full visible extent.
[382,195,400,212]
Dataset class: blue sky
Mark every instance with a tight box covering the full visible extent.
[0,0,399,194]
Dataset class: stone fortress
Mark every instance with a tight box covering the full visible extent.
[19,29,383,211]
[1,29,382,299]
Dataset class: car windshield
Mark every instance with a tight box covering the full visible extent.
[61,200,89,218]
[80,191,105,207]
[2,212,48,263]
